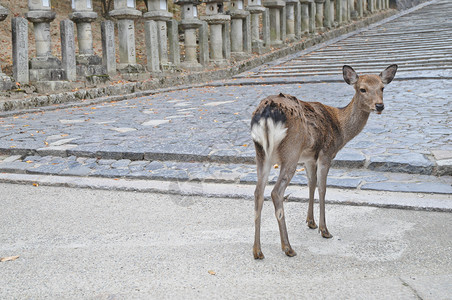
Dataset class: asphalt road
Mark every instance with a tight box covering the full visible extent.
[1,182,451,299]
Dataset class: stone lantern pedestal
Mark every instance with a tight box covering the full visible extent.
[200,0,231,67]
[285,0,300,41]
[143,0,179,72]
[227,0,251,60]
[69,0,106,78]
[314,0,324,31]
[110,0,146,79]
[300,0,315,34]
[25,0,65,82]
[263,0,286,46]
[246,0,269,54]
[0,4,12,90]
[323,0,333,29]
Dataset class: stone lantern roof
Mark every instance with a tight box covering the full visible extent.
[109,0,142,19]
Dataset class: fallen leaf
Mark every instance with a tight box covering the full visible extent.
[208,270,216,275]
[297,168,305,172]
[274,164,279,169]
[25,160,33,163]
[1,256,20,262]
[32,183,39,187]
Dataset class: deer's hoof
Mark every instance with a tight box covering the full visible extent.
[284,247,297,257]
[320,228,333,239]
[306,219,318,229]
[253,249,265,260]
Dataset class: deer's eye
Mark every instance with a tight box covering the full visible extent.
[381,87,385,91]
[359,88,366,93]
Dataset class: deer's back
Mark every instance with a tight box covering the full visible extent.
[252,93,344,159]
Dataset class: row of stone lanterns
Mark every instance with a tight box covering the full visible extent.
[3,0,389,89]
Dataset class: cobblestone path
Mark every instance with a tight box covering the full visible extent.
[0,0,451,195]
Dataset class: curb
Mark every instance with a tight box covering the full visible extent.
[0,173,450,212]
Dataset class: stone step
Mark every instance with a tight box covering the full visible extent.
[0,154,450,194]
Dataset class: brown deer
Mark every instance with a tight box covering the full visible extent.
[250,65,398,259]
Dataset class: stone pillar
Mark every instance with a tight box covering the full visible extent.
[299,0,310,35]
[285,0,300,41]
[69,0,105,78]
[314,0,324,31]
[246,0,268,54]
[101,20,116,75]
[263,0,285,46]
[0,4,12,90]
[200,0,231,66]
[355,0,363,18]
[228,0,251,59]
[60,19,77,81]
[109,0,145,75]
[323,0,332,29]
[175,0,204,70]
[309,0,316,33]
[336,0,344,24]
[143,0,177,71]
[12,17,29,84]
[368,0,375,13]
[26,0,65,82]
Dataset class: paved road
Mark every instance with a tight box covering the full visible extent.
[0,183,451,298]
[0,0,451,196]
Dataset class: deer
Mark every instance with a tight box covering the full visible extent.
[250,64,398,259]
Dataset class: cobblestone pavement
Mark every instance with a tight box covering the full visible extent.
[0,0,451,195]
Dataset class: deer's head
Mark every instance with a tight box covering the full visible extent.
[343,64,398,114]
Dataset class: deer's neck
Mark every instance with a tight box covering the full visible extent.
[339,95,370,144]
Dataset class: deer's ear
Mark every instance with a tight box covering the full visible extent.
[380,64,398,84]
[343,65,358,85]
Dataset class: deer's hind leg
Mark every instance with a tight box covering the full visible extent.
[271,154,299,257]
[253,142,272,259]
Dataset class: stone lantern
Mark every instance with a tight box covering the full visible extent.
[69,0,105,77]
[0,3,12,90]
[175,0,206,70]
[227,0,251,59]
[246,0,269,54]
[263,0,286,46]
[143,0,175,71]
[109,0,144,73]
[200,0,231,66]
[26,0,65,82]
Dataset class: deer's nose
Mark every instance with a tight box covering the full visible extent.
[375,103,384,112]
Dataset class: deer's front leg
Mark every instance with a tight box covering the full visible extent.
[317,161,333,238]
[304,160,318,229]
